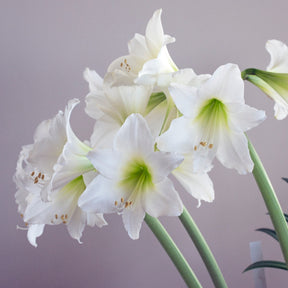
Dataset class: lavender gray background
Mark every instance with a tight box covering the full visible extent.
[1,0,288,287]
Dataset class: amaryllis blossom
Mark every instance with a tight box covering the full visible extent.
[157,64,266,174]
[14,99,106,246]
[242,39,288,120]
[84,68,167,148]
[107,9,177,87]
[79,113,183,239]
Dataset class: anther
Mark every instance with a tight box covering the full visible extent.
[38,172,41,178]
[34,178,39,184]
[208,144,213,149]
[125,202,129,208]
[194,146,197,151]
[41,174,45,180]
[65,214,68,219]
[55,214,58,219]
[121,197,124,203]
[20,214,23,218]
[31,171,35,177]
[63,221,67,224]
[114,201,118,206]
[200,141,207,147]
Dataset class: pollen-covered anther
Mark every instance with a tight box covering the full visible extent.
[114,200,118,206]
[120,58,131,72]
[55,214,58,219]
[194,146,197,151]
[200,141,207,147]
[208,144,213,149]
[31,171,35,177]
[121,197,124,203]
[20,214,23,218]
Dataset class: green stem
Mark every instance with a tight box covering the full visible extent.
[145,214,202,288]
[248,139,288,266]
[179,207,228,288]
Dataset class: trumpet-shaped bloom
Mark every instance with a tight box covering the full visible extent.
[14,99,106,246]
[107,9,177,87]
[157,64,266,174]
[242,40,288,120]
[79,113,183,239]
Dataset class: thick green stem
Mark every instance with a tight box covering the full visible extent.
[145,214,202,288]
[179,207,228,288]
[248,139,288,266]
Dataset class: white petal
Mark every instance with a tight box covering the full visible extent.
[266,39,288,73]
[83,68,103,93]
[143,178,183,218]
[216,130,253,174]
[86,212,107,228]
[89,115,120,149]
[27,224,45,247]
[173,170,214,203]
[128,33,151,59]
[157,117,195,153]
[122,203,145,239]
[168,83,199,118]
[201,64,245,104]
[78,175,118,214]
[114,113,154,155]
[146,152,183,183]
[88,150,120,179]
[67,207,86,243]
[227,103,266,132]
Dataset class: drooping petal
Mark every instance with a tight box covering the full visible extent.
[143,178,183,218]
[266,40,288,73]
[122,203,146,240]
[27,224,45,248]
[216,129,254,174]
[172,169,214,203]
[86,212,107,228]
[67,207,86,243]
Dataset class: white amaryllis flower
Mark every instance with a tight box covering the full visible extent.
[107,9,177,87]
[79,113,183,239]
[242,39,288,120]
[14,99,106,246]
[157,64,266,174]
[84,68,167,148]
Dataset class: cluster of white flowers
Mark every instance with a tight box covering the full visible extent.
[15,9,288,247]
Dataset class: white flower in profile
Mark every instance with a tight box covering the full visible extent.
[157,64,266,174]
[79,113,183,239]
[107,9,177,87]
[14,99,106,247]
[243,40,288,120]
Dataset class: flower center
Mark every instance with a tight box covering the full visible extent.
[193,98,228,150]
[120,158,154,193]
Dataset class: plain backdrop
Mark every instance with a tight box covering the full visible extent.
[1,0,288,287]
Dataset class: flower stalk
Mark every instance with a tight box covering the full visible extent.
[179,207,228,288]
[248,139,288,266]
[144,214,202,288]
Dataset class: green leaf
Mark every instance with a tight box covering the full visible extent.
[256,228,278,241]
[145,92,166,114]
[244,260,288,272]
